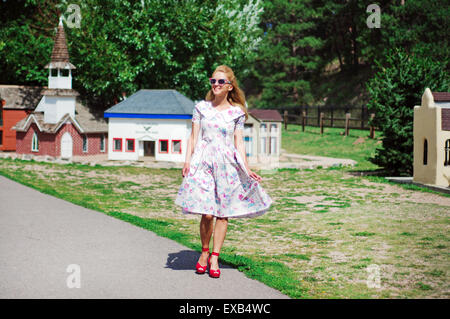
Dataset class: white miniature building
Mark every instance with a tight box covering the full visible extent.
[104,89,194,162]
[413,88,450,187]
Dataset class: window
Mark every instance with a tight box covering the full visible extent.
[270,136,277,154]
[423,139,428,165]
[270,123,277,133]
[260,123,267,133]
[172,140,181,154]
[445,139,450,166]
[113,138,122,152]
[51,69,58,77]
[0,101,3,126]
[244,136,252,157]
[60,69,69,77]
[100,135,105,152]
[159,139,168,153]
[126,139,135,152]
[261,137,267,154]
[82,135,88,152]
[32,133,39,152]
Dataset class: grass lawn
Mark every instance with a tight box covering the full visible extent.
[0,125,448,298]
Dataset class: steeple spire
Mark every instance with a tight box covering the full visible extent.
[45,17,75,70]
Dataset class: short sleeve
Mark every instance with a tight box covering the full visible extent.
[192,105,201,124]
[235,114,245,131]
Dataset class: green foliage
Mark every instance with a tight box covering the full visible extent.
[366,46,449,175]
[0,0,264,109]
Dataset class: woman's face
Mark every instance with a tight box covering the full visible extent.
[211,71,233,98]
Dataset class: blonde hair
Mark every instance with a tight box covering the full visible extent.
[205,65,248,121]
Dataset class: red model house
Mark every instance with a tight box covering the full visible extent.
[0,85,43,151]
[12,18,108,159]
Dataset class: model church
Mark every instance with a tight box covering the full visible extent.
[12,19,108,159]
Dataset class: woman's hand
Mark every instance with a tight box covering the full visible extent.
[246,167,262,182]
[182,162,190,177]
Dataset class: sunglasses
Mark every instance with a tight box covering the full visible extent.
[209,78,232,85]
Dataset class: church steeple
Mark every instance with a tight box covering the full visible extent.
[44,17,76,89]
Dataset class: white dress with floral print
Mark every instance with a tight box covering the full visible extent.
[174,100,273,218]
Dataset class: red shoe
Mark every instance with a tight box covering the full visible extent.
[195,248,210,274]
[208,252,221,278]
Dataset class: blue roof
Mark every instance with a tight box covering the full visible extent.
[104,89,195,119]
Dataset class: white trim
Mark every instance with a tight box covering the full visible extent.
[31,132,39,152]
[53,114,84,133]
[22,114,44,132]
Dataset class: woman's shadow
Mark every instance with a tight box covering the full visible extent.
[166,250,232,270]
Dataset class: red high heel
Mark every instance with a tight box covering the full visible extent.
[208,252,221,278]
[195,248,210,274]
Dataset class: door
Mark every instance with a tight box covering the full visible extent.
[61,132,73,159]
[144,141,155,157]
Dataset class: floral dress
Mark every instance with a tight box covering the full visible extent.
[174,100,273,218]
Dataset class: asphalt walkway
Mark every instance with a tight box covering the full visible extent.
[0,176,288,299]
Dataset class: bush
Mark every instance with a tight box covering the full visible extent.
[366,47,449,176]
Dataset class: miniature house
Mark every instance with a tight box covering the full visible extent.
[243,109,283,167]
[104,89,195,162]
[413,88,450,187]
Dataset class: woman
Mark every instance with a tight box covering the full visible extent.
[174,65,273,278]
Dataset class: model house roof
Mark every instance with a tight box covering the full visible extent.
[13,100,108,133]
[104,89,195,119]
[432,92,450,102]
[0,85,44,110]
[248,108,283,122]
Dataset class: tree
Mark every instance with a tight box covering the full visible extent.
[0,0,264,110]
[250,0,324,107]
[366,46,449,175]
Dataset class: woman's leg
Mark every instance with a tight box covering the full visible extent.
[198,214,214,265]
[210,217,228,270]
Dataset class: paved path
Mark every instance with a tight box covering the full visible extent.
[0,176,288,299]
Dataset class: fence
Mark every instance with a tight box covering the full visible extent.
[281,105,377,138]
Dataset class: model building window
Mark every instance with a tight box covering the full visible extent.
[32,133,39,152]
[60,69,69,77]
[172,140,181,154]
[270,123,277,132]
[50,69,58,77]
[113,138,122,151]
[423,139,428,165]
[159,139,168,153]
[270,136,277,154]
[100,135,105,152]
[82,135,88,152]
[445,139,450,166]
[126,139,135,152]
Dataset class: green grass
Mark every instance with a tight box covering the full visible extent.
[282,124,381,171]
[0,125,449,299]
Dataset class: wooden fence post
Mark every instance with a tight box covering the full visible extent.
[345,113,350,136]
[320,112,324,135]
[284,110,288,130]
[330,106,334,128]
[369,113,375,138]
[302,111,306,132]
